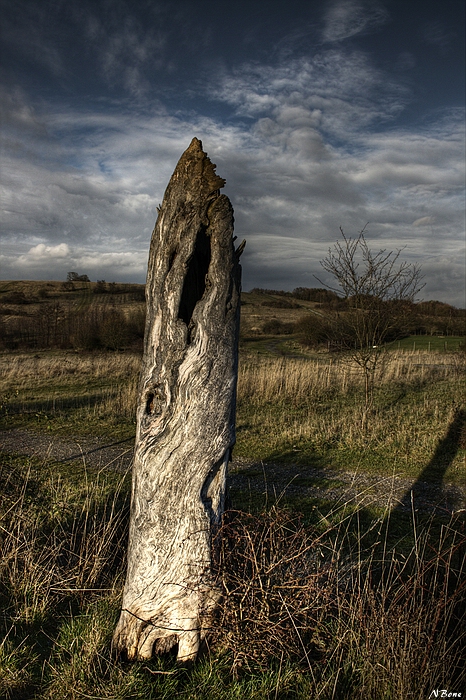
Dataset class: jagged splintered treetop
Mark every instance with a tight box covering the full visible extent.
[144,136,243,352]
[155,136,225,217]
[177,136,226,192]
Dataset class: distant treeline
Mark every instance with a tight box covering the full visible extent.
[251,287,465,341]
[0,304,146,351]
[61,279,145,299]
[93,281,146,298]
[251,287,341,304]
[1,282,464,351]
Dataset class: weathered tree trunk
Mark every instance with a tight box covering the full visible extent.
[112,138,242,663]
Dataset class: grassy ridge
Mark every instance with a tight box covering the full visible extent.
[1,280,464,351]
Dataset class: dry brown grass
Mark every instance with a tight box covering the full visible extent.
[0,461,128,619]
[238,350,462,403]
[235,351,465,482]
[1,348,464,482]
[0,351,141,384]
[0,346,460,396]
[1,454,464,699]
[0,455,129,699]
[0,342,464,697]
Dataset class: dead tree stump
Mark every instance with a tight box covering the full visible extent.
[112,138,243,662]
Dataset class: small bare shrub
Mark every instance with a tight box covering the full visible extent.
[213,508,331,667]
[262,319,295,335]
[213,506,466,697]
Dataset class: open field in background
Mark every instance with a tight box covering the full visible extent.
[1,281,465,698]
[236,350,465,483]
[1,346,464,486]
[387,335,464,352]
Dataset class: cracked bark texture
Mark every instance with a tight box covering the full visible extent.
[112,138,242,662]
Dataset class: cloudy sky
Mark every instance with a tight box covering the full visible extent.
[1,0,464,305]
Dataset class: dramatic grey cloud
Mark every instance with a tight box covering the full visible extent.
[80,5,168,95]
[0,0,464,305]
[212,50,408,132]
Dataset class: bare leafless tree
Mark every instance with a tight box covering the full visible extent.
[318,226,424,419]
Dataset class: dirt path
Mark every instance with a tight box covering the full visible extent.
[1,427,465,515]
[0,428,135,473]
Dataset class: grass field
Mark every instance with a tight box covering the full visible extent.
[1,345,464,484]
[387,335,464,351]
[1,341,465,698]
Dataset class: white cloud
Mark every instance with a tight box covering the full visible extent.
[322,0,390,43]
[18,243,71,264]
[211,51,408,140]
[1,240,147,282]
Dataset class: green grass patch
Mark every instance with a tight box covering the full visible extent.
[387,334,465,351]
[234,372,465,486]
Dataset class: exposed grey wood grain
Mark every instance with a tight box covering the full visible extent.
[112,138,242,662]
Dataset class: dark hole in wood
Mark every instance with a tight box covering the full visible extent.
[168,249,177,272]
[154,635,178,656]
[178,226,211,328]
[146,393,155,415]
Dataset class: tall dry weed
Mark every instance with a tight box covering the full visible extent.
[0,351,141,386]
[0,458,129,627]
[236,351,464,468]
[238,351,462,406]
